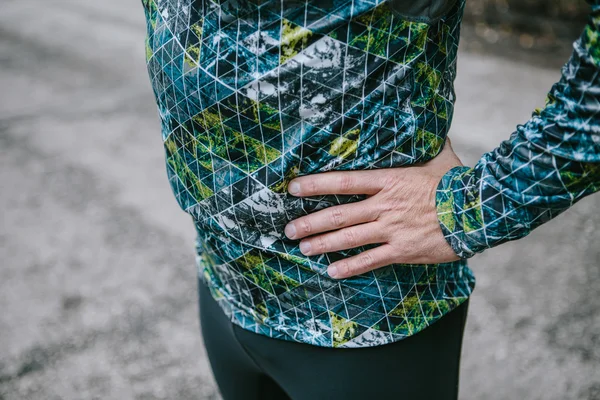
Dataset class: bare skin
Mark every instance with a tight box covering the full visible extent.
[284,137,464,279]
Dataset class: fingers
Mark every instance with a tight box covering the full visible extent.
[327,243,396,279]
[288,169,388,196]
[295,221,386,256]
[284,200,379,240]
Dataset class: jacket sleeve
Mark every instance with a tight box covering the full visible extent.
[435,0,600,259]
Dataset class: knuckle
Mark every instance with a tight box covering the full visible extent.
[308,178,318,194]
[337,262,350,276]
[315,235,329,252]
[343,228,357,247]
[338,174,354,192]
[299,218,312,235]
[329,207,346,227]
[358,253,375,270]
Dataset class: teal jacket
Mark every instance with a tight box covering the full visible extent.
[141,0,600,347]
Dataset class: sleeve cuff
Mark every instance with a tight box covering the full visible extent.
[435,165,485,259]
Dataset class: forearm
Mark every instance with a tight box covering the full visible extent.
[436,1,600,259]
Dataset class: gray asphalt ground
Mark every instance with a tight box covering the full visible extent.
[1,1,599,399]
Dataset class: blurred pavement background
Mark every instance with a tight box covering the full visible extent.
[1,0,599,399]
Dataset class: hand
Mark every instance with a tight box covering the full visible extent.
[284,137,464,279]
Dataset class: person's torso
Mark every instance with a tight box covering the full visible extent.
[142,0,475,347]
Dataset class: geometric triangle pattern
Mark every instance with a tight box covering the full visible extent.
[436,5,600,259]
[141,0,475,347]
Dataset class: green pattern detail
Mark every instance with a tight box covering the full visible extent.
[415,128,444,158]
[280,19,312,64]
[192,109,281,173]
[462,197,484,233]
[165,137,214,201]
[328,128,360,159]
[583,23,600,64]
[330,312,359,348]
[437,190,456,231]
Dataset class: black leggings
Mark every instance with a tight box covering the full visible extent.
[198,279,469,400]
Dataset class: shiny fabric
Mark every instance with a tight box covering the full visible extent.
[140,0,599,348]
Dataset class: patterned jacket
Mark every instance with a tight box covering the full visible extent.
[141,0,600,347]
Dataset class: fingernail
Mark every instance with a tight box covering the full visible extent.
[327,266,339,278]
[288,181,300,195]
[299,241,311,254]
[285,223,296,238]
